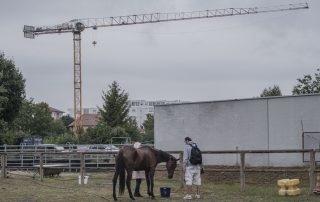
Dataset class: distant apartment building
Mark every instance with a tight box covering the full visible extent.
[67,107,99,117]
[128,100,183,127]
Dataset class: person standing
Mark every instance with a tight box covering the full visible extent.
[183,137,202,200]
[132,142,145,197]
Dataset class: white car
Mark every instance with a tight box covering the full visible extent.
[88,144,119,153]
[35,144,66,152]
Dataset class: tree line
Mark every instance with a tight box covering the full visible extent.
[0,52,154,145]
[261,68,320,97]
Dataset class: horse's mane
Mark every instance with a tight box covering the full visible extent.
[135,145,171,163]
[153,148,171,163]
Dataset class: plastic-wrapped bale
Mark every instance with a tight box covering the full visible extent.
[277,179,289,196]
[287,179,300,196]
[277,178,301,196]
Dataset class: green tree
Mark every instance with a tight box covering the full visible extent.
[13,100,57,137]
[28,102,55,136]
[44,133,78,144]
[51,119,67,135]
[85,122,112,144]
[124,117,140,141]
[260,85,282,97]
[142,114,154,143]
[0,52,25,124]
[0,76,8,113]
[0,80,8,136]
[292,68,320,95]
[99,81,129,127]
[91,81,141,143]
[61,115,74,128]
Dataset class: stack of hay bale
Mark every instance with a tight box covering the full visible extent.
[277,179,301,196]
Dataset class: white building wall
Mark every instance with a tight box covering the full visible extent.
[155,94,320,166]
[128,100,182,127]
[67,107,99,117]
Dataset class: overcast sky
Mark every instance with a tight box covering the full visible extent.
[1,0,319,112]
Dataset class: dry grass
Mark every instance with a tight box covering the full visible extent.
[0,170,320,202]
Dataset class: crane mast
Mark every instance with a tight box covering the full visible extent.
[23,3,308,134]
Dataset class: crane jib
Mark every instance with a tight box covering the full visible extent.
[24,3,308,36]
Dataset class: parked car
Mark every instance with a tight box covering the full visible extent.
[88,144,119,153]
[35,144,66,152]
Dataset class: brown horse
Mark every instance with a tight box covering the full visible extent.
[112,145,179,201]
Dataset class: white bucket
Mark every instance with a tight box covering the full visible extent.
[78,175,89,184]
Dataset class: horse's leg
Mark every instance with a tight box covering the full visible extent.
[149,168,156,199]
[145,170,151,197]
[112,169,119,201]
[126,169,135,200]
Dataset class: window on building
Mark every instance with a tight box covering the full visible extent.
[84,108,89,114]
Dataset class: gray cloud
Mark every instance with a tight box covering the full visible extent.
[0,0,318,111]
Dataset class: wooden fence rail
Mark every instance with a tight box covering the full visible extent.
[168,149,320,194]
[1,149,319,192]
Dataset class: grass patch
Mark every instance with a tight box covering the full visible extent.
[0,171,319,201]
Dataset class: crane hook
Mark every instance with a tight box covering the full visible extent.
[92,40,97,47]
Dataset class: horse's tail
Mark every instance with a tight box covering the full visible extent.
[117,152,126,195]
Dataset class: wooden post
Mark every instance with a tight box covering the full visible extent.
[179,152,184,188]
[1,154,7,178]
[80,153,85,185]
[40,153,43,181]
[309,150,316,194]
[240,152,245,191]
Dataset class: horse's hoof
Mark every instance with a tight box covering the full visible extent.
[130,196,135,200]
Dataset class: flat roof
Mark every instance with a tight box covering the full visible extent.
[155,93,320,107]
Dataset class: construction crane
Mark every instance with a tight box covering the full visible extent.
[23,3,308,133]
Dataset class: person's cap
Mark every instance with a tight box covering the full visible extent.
[185,137,192,142]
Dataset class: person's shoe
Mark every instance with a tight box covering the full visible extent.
[183,194,192,200]
[195,194,201,199]
[134,193,143,197]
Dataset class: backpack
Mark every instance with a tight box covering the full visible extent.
[188,143,202,165]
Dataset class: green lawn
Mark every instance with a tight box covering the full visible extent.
[0,171,319,202]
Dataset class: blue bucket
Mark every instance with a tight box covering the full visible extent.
[160,187,171,197]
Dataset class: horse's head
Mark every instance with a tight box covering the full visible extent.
[166,155,179,179]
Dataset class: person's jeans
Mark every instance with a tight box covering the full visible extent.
[135,178,142,194]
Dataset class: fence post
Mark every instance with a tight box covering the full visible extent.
[40,153,43,181]
[309,150,316,194]
[179,152,184,188]
[240,152,245,191]
[1,154,7,178]
[80,153,85,185]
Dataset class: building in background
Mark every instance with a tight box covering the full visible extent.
[128,100,183,127]
[68,114,100,131]
[67,107,99,117]
[49,107,64,120]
